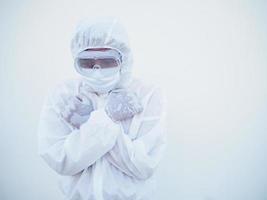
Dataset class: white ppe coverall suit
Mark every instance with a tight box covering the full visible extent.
[37,18,166,200]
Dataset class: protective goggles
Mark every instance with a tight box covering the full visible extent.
[75,49,122,69]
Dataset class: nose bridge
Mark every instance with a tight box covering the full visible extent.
[92,63,101,70]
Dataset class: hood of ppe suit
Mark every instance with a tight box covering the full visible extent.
[70,18,133,93]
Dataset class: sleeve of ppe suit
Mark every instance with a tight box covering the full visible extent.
[104,87,166,180]
[37,86,121,176]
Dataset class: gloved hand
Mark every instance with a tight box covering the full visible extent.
[105,89,143,122]
[61,93,94,128]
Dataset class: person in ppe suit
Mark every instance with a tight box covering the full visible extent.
[37,17,166,200]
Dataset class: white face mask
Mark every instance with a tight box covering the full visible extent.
[78,66,121,94]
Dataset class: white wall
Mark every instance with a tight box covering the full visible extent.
[1,0,267,199]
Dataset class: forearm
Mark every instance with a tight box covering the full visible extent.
[38,107,121,176]
[104,124,166,180]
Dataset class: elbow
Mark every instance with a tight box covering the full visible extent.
[135,158,162,180]
[55,167,81,176]
[136,167,155,180]
[53,163,81,176]
[38,151,81,176]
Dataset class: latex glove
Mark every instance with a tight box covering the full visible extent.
[61,93,94,128]
[105,89,143,122]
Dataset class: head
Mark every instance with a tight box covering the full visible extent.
[70,18,133,94]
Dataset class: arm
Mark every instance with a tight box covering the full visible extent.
[37,87,120,176]
[104,87,167,180]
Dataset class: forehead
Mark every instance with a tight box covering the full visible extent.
[77,48,121,59]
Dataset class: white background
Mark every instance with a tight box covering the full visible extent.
[1,0,267,199]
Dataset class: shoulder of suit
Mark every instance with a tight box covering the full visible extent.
[129,77,161,98]
[47,78,82,101]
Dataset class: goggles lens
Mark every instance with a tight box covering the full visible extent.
[77,57,120,69]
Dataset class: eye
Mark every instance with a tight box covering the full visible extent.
[78,59,95,68]
[101,58,118,67]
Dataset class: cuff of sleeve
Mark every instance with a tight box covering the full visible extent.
[90,107,118,125]
[80,108,121,144]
